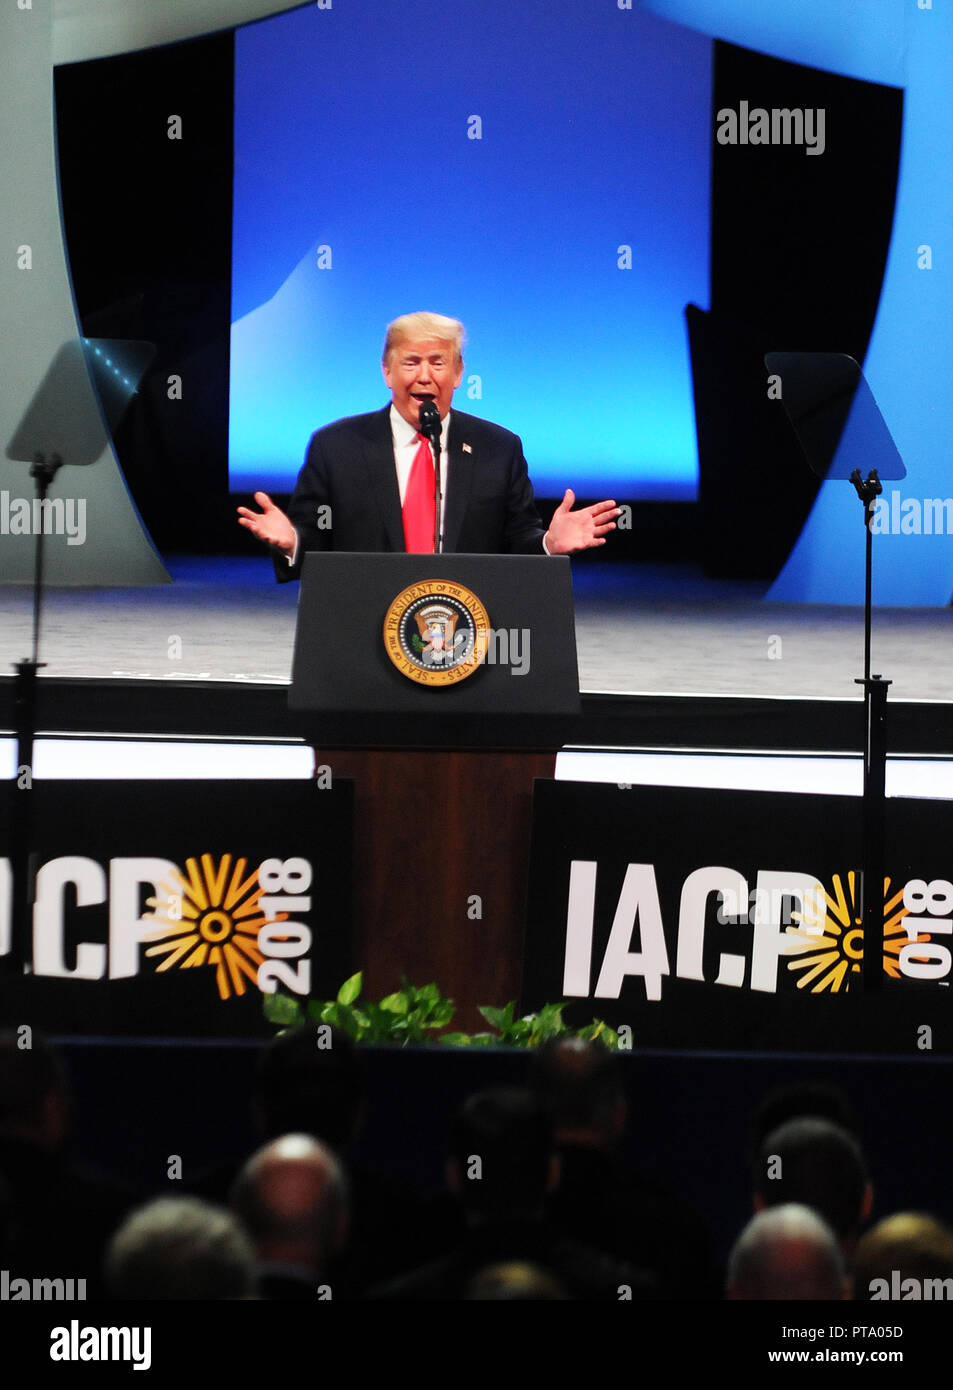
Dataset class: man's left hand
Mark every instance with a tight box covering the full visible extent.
[544,489,621,555]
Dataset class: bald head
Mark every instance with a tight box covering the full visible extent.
[231,1134,348,1274]
[727,1205,848,1301]
[854,1212,953,1298]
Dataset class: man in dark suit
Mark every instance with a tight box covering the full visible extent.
[237,312,619,569]
[230,1133,349,1300]
[371,1086,656,1301]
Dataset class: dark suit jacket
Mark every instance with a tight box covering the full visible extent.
[369,1218,658,1301]
[276,406,545,580]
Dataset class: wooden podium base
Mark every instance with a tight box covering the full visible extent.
[317,747,556,1032]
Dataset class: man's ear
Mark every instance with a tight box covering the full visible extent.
[861,1183,874,1222]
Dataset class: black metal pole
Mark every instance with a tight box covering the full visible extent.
[6,453,59,974]
[851,469,888,994]
[7,659,38,975]
[858,673,889,993]
[863,491,873,685]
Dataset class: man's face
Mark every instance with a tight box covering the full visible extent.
[383,337,464,429]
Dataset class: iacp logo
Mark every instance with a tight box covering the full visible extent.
[0,854,313,1002]
[559,862,942,1001]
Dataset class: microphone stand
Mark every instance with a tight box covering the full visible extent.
[436,439,447,558]
[432,431,442,554]
[418,401,443,554]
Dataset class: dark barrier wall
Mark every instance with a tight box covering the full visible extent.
[58,1038,953,1278]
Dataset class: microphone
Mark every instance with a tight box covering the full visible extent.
[418,398,441,444]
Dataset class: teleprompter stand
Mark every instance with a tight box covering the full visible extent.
[766,352,907,993]
[9,451,63,977]
[4,339,153,975]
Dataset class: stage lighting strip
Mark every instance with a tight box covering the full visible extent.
[555,750,953,801]
[0,737,313,780]
[2,737,952,798]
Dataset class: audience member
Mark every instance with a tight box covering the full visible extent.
[230,1133,349,1298]
[105,1196,254,1299]
[726,1205,848,1300]
[754,1081,861,1150]
[253,1024,363,1151]
[529,1037,715,1297]
[853,1211,953,1300]
[0,1030,131,1295]
[193,1024,420,1292]
[372,1086,654,1300]
[465,1261,569,1300]
[754,1116,872,1253]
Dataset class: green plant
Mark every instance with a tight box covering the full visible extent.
[441,999,618,1049]
[263,972,455,1044]
[263,974,621,1049]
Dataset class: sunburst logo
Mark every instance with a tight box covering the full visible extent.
[142,854,287,1001]
[783,872,929,993]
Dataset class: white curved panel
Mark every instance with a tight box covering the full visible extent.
[52,0,310,65]
[1,0,304,584]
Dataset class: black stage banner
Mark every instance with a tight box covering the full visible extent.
[523,781,953,1054]
[0,779,351,1037]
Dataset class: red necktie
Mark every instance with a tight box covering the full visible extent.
[402,432,436,553]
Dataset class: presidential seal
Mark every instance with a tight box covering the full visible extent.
[383,580,491,686]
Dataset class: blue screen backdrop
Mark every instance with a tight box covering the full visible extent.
[229,0,711,498]
[646,0,953,605]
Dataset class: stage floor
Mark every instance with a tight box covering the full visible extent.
[1,557,951,702]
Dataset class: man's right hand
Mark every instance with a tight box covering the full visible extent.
[236,492,297,556]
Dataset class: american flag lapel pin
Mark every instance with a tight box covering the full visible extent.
[462,442,472,454]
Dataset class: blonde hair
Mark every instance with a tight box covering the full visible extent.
[383,312,465,365]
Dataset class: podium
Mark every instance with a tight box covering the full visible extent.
[289,553,581,1026]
